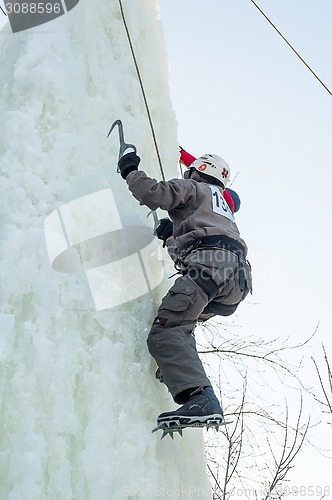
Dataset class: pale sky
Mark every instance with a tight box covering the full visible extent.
[158,0,332,349]
[1,0,331,492]
[158,0,332,490]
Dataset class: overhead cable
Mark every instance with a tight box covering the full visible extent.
[250,0,332,97]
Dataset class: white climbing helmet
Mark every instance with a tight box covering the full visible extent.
[190,154,231,187]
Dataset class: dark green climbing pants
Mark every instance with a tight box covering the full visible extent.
[147,248,251,404]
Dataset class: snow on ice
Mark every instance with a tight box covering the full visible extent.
[0,1,212,498]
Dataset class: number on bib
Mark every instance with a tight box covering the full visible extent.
[209,186,235,222]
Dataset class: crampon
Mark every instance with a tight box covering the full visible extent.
[152,415,230,439]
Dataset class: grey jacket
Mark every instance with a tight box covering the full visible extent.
[126,169,248,256]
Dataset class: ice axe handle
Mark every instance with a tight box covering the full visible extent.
[107,119,137,172]
[147,210,160,232]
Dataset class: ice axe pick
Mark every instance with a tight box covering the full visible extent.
[107,119,160,231]
[107,119,137,172]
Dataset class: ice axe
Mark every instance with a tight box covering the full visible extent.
[107,119,137,172]
[107,119,160,231]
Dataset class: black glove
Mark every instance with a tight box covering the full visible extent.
[118,152,141,179]
[155,218,173,247]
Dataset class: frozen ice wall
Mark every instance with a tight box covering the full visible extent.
[0,1,212,499]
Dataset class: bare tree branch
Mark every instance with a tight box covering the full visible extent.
[312,345,332,416]
[196,320,321,499]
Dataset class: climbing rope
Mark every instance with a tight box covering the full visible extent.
[250,0,332,97]
[118,0,166,181]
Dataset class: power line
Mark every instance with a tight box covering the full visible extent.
[249,0,332,97]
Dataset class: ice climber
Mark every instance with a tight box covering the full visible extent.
[118,147,252,431]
